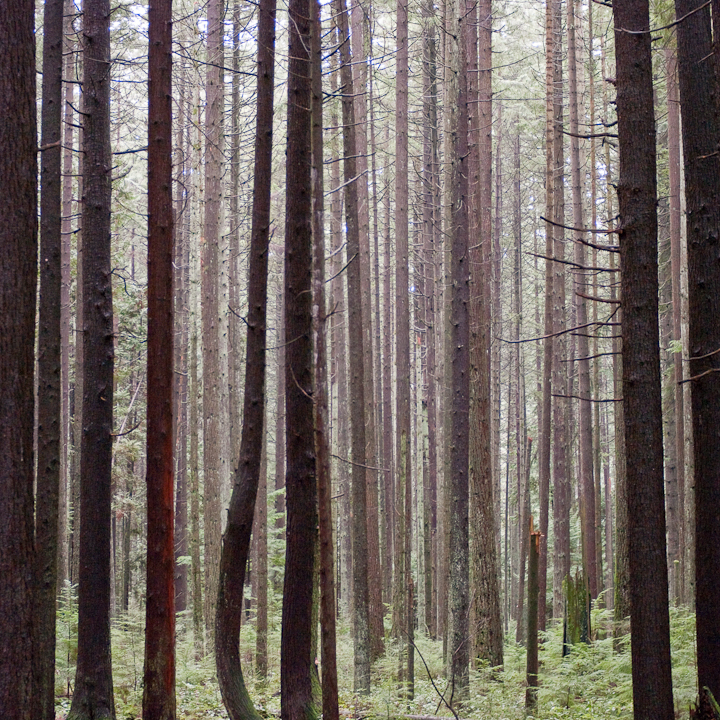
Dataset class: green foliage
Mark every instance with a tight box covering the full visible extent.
[55,602,699,719]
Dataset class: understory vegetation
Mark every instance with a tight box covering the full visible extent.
[54,593,698,719]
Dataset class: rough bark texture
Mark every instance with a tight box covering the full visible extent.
[216,0,275,710]
[0,0,37,714]
[333,0,371,693]
[525,530,540,713]
[280,0,318,714]
[613,2,675,718]
[142,0,176,711]
[568,0,596,600]
[311,6,339,713]
[469,0,502,669]
[675,0,720,701]
[540,0,555,626]
[202,0,225,643]
[665,46,686,604]
[395,0,413,696]
[34,0,63,712]
[68,0,116,711]
[448,0,470,701]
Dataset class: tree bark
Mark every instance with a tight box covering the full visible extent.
[0,0,37,712]
[613,2,675,718]
[215,0,275,710]
[675,0,720,700]
[311,5,339,712]
[202,0,225,644]
[68,0,116,710]
[568,0,596,600]
[525,529,540,713]
[448,0,470,701]
[280,0,318,713]
[142,0,176,712]
[333,0,371,693]
[34,0,64,710]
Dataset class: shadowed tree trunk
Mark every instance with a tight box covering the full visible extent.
[675,0,720,703]
[142,0,175,714]
[0,0,37,713]
[215,0,275,710]
[68,0,116,710]
[613,2,674,718]
[280,0,318,714]
[311,3,339,712]
[34,0,64,711]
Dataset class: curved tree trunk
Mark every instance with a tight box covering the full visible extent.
[215,0,275,713]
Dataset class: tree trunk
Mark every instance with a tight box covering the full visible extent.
[540,0,554,627]
[311,7,339,712]
[280,0,318,714]
[202,0,225,644]
[0,0,37,712]
[568,0,596,600]
[68,0,116,710]
[142,0,176,711]
[551,0,570,629]
[675,0,720,700]
[525,529,540,713]
[394,0,413,695]
[665,45,686,605]
[447,0,470,701]
[34,0,64,710]
[613,2,675,717]
[215,0,275,709]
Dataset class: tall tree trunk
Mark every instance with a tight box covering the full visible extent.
[551,0,570,629]
[333,0,371,692]
[280,0,317,712]
[568,0,596,600]
[189,137,204,652]
[613,2,675,718]
[202,0,225,643]
[395,0,412,694]
[447,0,470,700]
[68,0,116,709]
[34,0,64,710]
[311,6,339,712]
[59,13,76,591]
[469,0,502,669]
[665,45,686,605]
[142,0,176,710]
[215,0,275,710]
[675,0,720,702]
[0,0,37,712]
[540,0,554,627]
[349,3,384,659]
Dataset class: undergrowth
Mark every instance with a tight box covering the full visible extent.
[55,594,698,719]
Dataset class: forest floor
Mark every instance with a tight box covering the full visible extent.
[54,600,698,719]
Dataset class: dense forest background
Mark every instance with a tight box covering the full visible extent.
[1,0,720,717]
